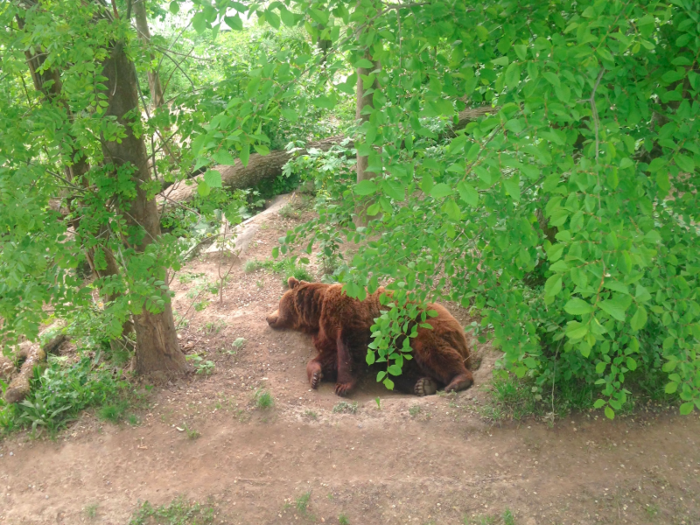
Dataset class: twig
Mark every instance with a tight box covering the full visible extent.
[590,68,605,212]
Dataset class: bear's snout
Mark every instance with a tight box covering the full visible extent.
[266,309,280,327]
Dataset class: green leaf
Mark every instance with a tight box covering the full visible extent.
[430,183,453,198]
[280,8,296,27]
[679,402,694,415]
[253,144,270,156]
[239,144,250,167]
[281,108,298,122]
[665,382,678,394]
[383,378,395,390]
[193,12,208,33]
[421,174,434,195]
[203,170,222,188]
[503,177,520,202]
[543,72,561,88]
[565,298,594,315]
[544,275,562,298]
[598,298,627,322]
[366,351,376,365]
[197,180,210,197]
[605,406,615,420]
[456,181,478,207]
[626,357,637,371]
[224,15,243,31]
[169,1,180,15]
[675,154,695,172]
[388,364,403,376]
[595,362,607,375]
[630,306,647,332]
[593,399,606,409]
[384,180,405,201]
[565,321,588,340]
[505,63,521,90]
[443,198,462,221]
[514,45,527,60]
[355,180,377,195]
[265,10,280,29]
[355,58,375,69]
[212,150,236,166]
[312,95,335,109]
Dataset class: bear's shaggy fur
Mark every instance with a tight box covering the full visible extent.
[266,278,474,397]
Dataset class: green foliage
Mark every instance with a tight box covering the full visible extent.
[261,0,700,417]
[244,257,313,286]
[254,389,274,409]
[1,357,128,437]
[186,354,215,376]
[129,496,216,525]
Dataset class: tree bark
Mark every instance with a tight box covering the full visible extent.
[355,52,381,185]
[101,41,187,377]
[160,107,492,207]
[133,0,164,109]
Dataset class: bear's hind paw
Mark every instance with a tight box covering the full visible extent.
[414,377,438,397]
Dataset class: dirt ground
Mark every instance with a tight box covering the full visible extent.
[1,197,699,525]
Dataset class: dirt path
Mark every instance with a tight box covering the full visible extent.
[1,200,699,525]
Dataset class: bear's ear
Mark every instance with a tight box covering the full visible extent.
[288,277,300,289]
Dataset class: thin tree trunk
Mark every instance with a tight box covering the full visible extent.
[355,52,381,185]
[133,0,164,109]
[101,41,187,377]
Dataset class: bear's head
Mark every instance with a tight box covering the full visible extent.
[266,277,318,332]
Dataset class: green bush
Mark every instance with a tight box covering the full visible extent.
[0,357,128,437]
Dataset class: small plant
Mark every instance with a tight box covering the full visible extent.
[304,410,318,420]
[127,414,140,426]
[332,401,358,414]
[339,513,350,524]
[98,399,130,423]
[645,504,659,518]
[463,515,496,525]
[129,496,216,525]
[184,425,201,440]
[296,491,311,515]
[503,509,515,525]
[375,397,381,410]
[201,319,226,335]
[186,354,215,376]
[254,389,274,409]
[84,503,98,519]
[409,405,421,417]
[244,260,265,273]
[232,337,247,349]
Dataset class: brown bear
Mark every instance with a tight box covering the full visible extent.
[266,277,474,397]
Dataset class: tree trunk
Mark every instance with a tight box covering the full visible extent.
[133,0,164,109]
[101,41,187,377]
[159,107,491,207]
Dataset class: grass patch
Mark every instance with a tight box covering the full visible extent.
[84,503,98,519]
[254,389,274,409]
[332,401,358,414]
[339,513,350,524]
[244,257,313,286]
[129,496,216,525]
[296,491,312,514]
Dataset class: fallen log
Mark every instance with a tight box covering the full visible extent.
[160,107,493,206]
[4,334,68,404]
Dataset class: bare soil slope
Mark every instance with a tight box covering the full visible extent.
[1,200,698,525]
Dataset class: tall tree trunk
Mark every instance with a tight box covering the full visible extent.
[132,0,164,109]
[101,41,186,377]
[20,16,130,336]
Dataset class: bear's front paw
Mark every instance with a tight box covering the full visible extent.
[334,382,356,397]
[311,370,323,389]
[414,377,438,397]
